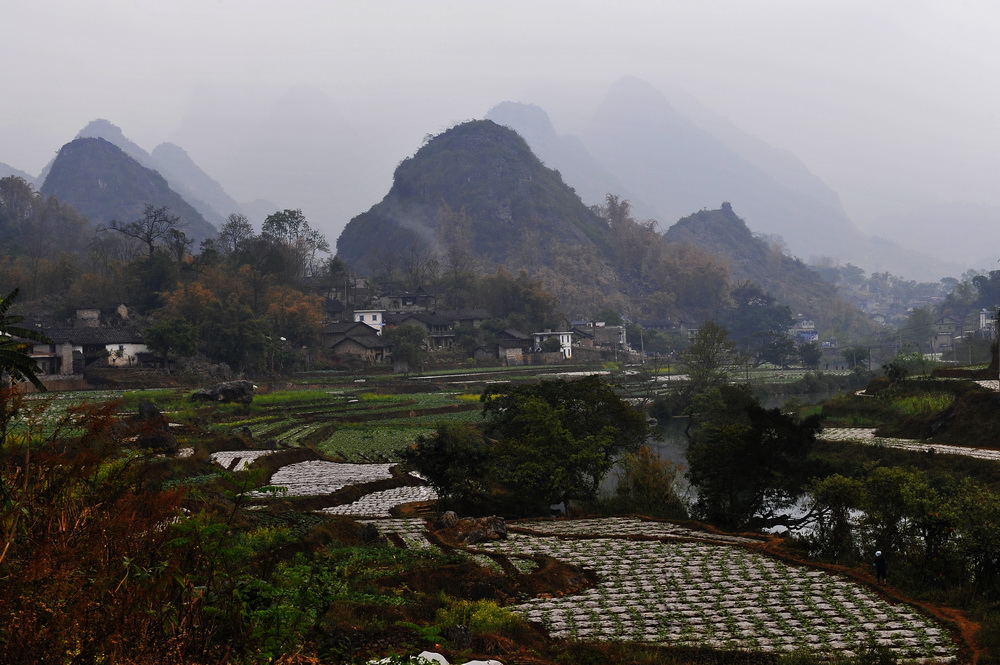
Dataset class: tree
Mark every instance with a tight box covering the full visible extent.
[143,317,197,373]
[200,301,268,373]
[591,193,662,284]
[261,209,330,278]
[798,341,823,369]
[0,288,50,390]
[384,324,426,372]
[900,307,934,352]
[725,281,794,365]
[608,446,686,519]
[478,269,561,332]
[164,228,193,264]
[481,376,650,512]
[681,322,740,399]
[808,474,863,560]
[686,384,821,530]
[217,212,255,255]
[263,286,324,349]
[401,423,490,511]
[842,345,870,370]
[106,204,186,258]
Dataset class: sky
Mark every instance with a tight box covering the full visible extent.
[4,0,1000,255]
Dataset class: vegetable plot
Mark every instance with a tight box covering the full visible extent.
[476,527,957,660]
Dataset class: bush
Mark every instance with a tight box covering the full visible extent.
[589,446,687,519]
[434,597,523,635]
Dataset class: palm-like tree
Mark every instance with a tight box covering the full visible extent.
[0,288,50,391]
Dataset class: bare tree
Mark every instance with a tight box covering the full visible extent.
[164,228,193,264]
[217,212,254,255]
[105,204,185,258]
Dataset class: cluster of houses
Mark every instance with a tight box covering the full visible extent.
[19,288,633,379]
[324,286,629,366]
[26,307,157,379]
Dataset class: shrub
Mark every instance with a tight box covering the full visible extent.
[434,597,523,635]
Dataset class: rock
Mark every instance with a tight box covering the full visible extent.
[137,399,165,424]
[437,511,460,528]
[448,516,507,545]
[190,380,256,405]
[133,399,177,453]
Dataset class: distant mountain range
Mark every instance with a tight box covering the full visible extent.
[486,77,963,281]
[0,162,37,187]
[70,119,241,227]
[0,79,972,282]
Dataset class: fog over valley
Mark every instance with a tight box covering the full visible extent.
[3,1,1000,280]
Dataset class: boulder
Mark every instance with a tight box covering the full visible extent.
[133,399,177,453]
[190,380,256,405]
[442,515,507,545]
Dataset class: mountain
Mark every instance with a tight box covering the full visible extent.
[484,102,657,221]
[40,137,217,243]
[336,119,610,272]
[580,77,871,264]
[148,142,242,226]
[663,203,869,334]
[52,119,241,226]
[0,162,37,187]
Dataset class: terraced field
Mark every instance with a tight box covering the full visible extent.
[214,390,483,461]
[820,428,1000,462]
[365,516,958,661]
[226,447,959,662]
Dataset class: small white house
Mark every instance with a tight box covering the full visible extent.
[353,309,386,335]
[532,330,574,359]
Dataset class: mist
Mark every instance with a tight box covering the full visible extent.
[3,0,999,277]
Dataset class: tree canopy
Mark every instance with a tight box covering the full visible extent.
[405,376,651,516]
[686,384,821,530]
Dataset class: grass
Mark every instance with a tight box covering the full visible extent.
[891,393,955,416]
[315,426,434,461]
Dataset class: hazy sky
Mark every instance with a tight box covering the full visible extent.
[4,0,999,242]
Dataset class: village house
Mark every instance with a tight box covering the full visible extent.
[386,312,455,350]
[29,326,149,376]
[352,309,386,334]
[532,330,574,359]
[377,286,438,313]
[495,328,533,365]
[437,308,492,329]
[328,334,391,364]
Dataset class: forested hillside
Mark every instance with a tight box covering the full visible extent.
[337,119,610,271]
[337,120,870,338]
[663,203,871,335]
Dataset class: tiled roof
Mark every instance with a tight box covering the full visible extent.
[323,321,378,335]
[329,335,389,350]
[393,312,453,326]
[436,309,491,321]
[497,328,532,341]
[37,326,144,345]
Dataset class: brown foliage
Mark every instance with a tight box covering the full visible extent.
[0,389,201,664]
